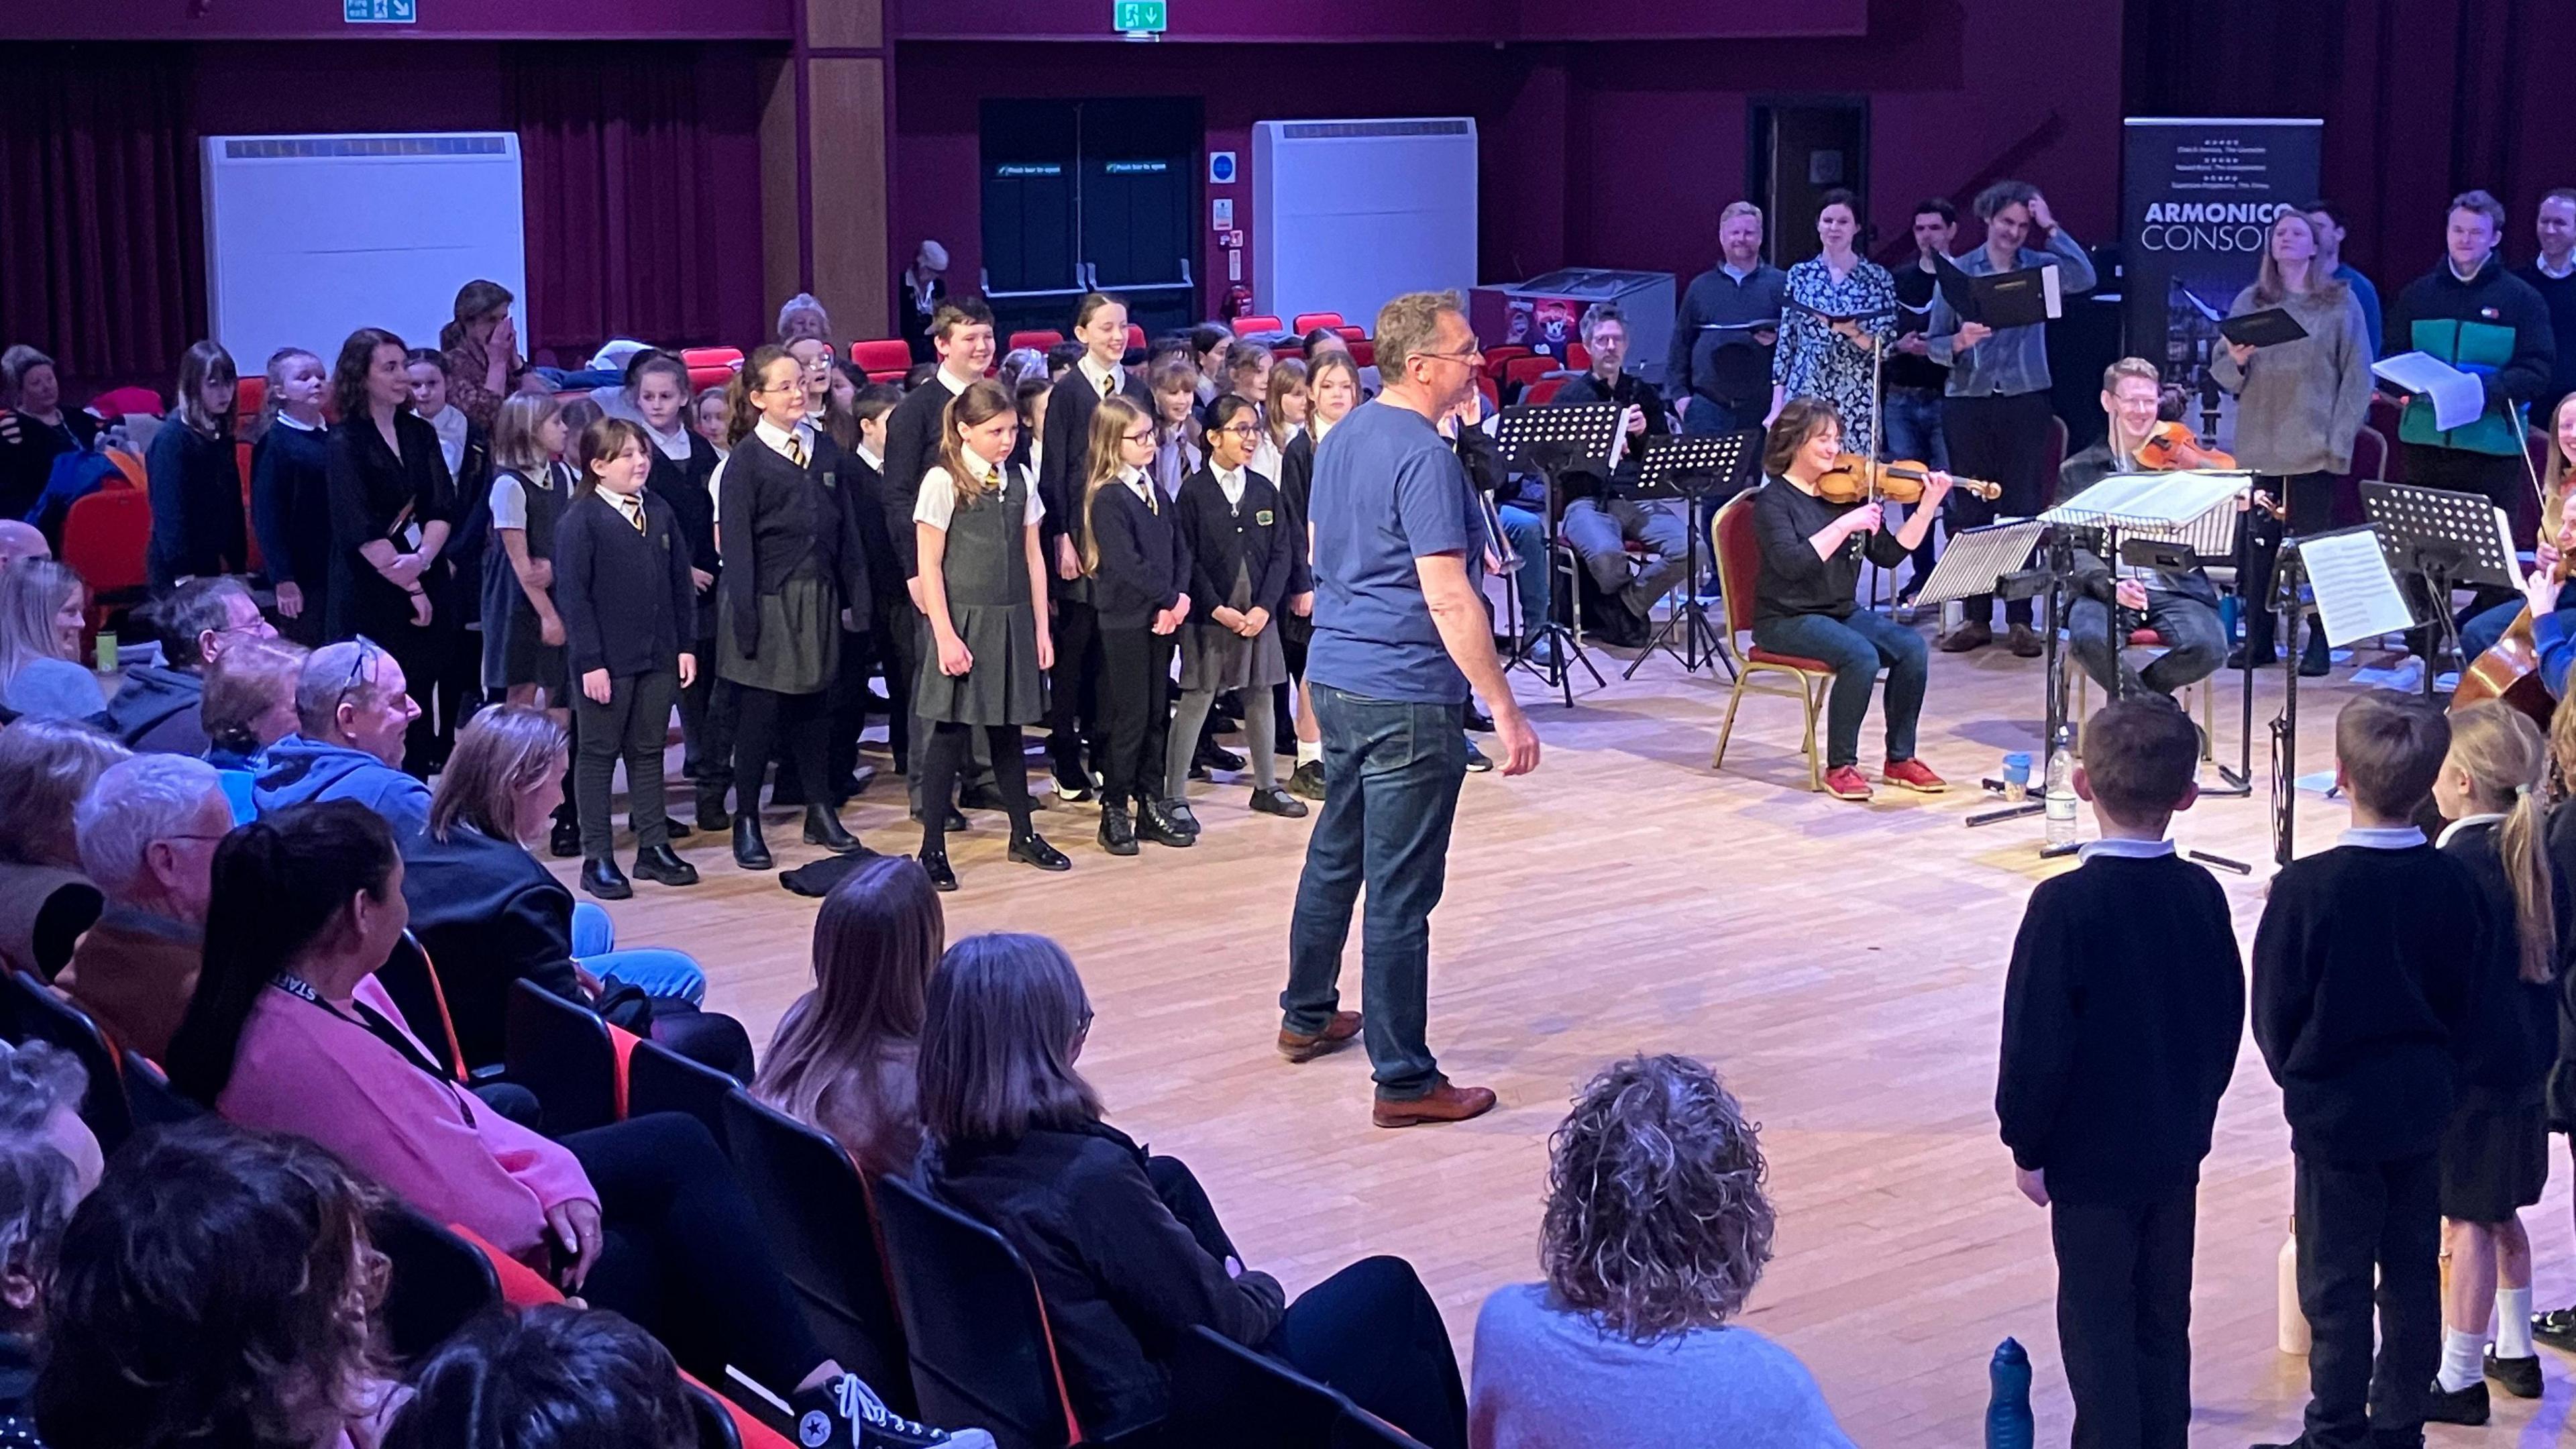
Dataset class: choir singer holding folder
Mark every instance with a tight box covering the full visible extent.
[1927,178,2095,659]
[2213,207,2375,675]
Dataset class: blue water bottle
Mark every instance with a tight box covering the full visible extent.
[1986,1337,2034,1449]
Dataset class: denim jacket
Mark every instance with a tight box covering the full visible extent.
[1928,229,2097,398]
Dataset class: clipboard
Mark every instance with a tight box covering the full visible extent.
[2218,308,2310,348]
[1935,254,2062,329]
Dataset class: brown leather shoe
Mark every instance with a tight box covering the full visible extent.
[1277,1010,1362,1063]
[2007,622,2043,657]
[1373,1079,1498,1128]
[1937,621,1992,653]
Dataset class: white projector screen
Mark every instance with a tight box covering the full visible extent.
[202,133,528,370]
[1252,118,1479,331]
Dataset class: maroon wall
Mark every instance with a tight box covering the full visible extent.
[17,0,788,40]
[892,0,2123,329]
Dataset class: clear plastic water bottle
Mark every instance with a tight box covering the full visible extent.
[1986,1337,2035,1449]
[2043,723,2078,848]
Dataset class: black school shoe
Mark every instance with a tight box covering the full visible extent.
[549,814,582,859]
[1008,830,1072,871]
[579,857,632,900]
[917,848,958,892]
[1249,786,1308,818]
[2534,1303,2576,1352]
[2487,1343,2543,1398]
[1136,798,1196,847]
[632,845,698,888]
[2422,1377,2489,1426]
[1097,803,1139,856]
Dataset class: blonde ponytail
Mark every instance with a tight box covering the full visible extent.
[2451,702,2559,983]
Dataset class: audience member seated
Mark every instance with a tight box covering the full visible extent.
[0,1039,103,1441]
[58,755,230,1062]
[200,635,309,821]
[384,1305,697,1449]
[0,348,100,527]
[163,802,952,1442]
[35,1120,405,1449]
[0,524,48,570]
[777,291,834,347]
[0,720,128,978]
[251,638,430,836]
[403,706,741,1079]
[98,577,277,754]
[753,855,943,1179]
[917,932,1469,1448]
[0,561,103,722]
[1468,1054,1854,1448]
[1550,305,1686,646]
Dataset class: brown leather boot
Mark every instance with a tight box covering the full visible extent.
[1277,1010,1362,1063]
[1373,1078,1499,1128]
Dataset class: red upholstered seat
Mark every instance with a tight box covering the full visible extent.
[1565,341,1592,372]
[1291,311,1344,333]
[1502,356,1556,393]
[1746,646,1836,674]
[849,338,912,383]
[1230,315,1283,337]
[2129,629,2166,647]
[1481,345,1533,380]
[88,386,163,421]
[1523,376,1568,406]
[1008,329,1063,353]
[1125,323,1147,355]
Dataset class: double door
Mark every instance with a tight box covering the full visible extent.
[980,97,1201,341]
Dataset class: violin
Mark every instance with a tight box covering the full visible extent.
[2135,421,2238,472]
[1813,454,2003,505]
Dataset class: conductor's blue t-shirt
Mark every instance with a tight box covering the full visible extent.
[1305,399,1483,704]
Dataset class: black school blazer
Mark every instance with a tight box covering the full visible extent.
[1173,465,1295,619]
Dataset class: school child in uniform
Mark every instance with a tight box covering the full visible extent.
[629,352,722,797]
[552,417,701,900]
[2251,694,2486,1449]
[1037,291,1154,802]
[910,378,1070,891]
[2423,702,2561,1423]
[1165,394,1304,831]
[480,390,578,854]
[249,347,332,645]
[1146,358,1204,500]
[1996,700,2243,1449]
[1080,394,1191,857]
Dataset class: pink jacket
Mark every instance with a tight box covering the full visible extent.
[217,975,594,1263]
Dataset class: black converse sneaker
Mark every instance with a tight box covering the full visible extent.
[790,1373,996,1449]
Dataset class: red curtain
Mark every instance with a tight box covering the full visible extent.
[0,44,205,390]
[2124,0,2555,290]
[506,44,737,356]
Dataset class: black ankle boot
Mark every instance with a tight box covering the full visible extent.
[733,814,773,871]
[804,805,864,853]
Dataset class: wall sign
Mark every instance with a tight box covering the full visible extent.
[1209,152,1238,185]
[1212,198,1234,231]
[344,0,417,21]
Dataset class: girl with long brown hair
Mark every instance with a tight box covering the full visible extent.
[2427,700,2563,1415]
[910,378,1066,888]
[145,339,246,588]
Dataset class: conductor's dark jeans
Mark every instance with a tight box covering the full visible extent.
[1144,1156,1468,1449]
[1280,684,1467,1102]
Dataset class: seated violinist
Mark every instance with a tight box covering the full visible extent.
[2512,502,2576,700]
[1750,396,1951,802]
[2460,393,2576,666]
[2056,359,2227,702]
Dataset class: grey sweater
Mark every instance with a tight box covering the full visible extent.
[2209,283,2374,477]
[1469,1283,1856,1449]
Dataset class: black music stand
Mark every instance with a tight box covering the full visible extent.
[2360,480,2520,699]
[1623,431,1755,680]
[1493,402,1624,706]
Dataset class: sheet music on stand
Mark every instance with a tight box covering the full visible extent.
[2358,480,2522,590]
[1914,519,2046,607]
[2292,525,2419,648]
[1493,402,1624,480]
[2040,470,2253,557]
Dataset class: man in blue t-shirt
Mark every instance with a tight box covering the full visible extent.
[1279,290,1540,1130]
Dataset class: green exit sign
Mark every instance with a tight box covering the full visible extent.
[1114,0,1166,33]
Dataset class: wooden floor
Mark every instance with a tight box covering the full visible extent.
[569,629,2576,1448]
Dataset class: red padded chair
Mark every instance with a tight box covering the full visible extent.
[1291,312,1345,335]
[1349,339,1375,367]
[1481,345,1533,381]
[1333,325,1365,343]
[850,339,913,383]
[1709,492,1841,791]
[1564,342,1591,373]
[234,375,266,418]
[1125,323,1147,356]
[1475,376,1499,414]
[874,1174,1088,1448]
[60,488,152,632]
[1008,329,1064,354]
[87,386,163,422]
[1523,376,1569,407]
[1231,315,1284,337]
[1502,356,1556,396]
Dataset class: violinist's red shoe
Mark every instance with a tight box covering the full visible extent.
[1882,758,1948,794]
[1822,765,1874,801]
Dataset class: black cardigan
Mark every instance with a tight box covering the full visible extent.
[398,820,587,1071]
[1173,465,1294,619]
[145,419,248,587]
[716,432,871,657]
[881,378,961,580]
[553,488,696,679]
[1038,365,1155,558]
[2441,820,2563,1111]
[842,449,906,608]
[645,431,721,640]
[250,420,334,592]
[922,1122,1285,1439]
[325,411,457,642]
[1087,479,1191,629]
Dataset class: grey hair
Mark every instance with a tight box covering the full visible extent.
[777,292,833,341]
[0,718,131,869]
[74,754,226,901]
[144,576,254,670]
[1372,289,1466,381]
[293,640,383,739]
[0,347,54,402]
[1579,303,1627,343]
[0,1040,86,1138]
[1540,1054,1776,1342]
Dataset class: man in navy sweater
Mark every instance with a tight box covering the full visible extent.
[1998,699,2243,1449]
[2251,695,2485,1449]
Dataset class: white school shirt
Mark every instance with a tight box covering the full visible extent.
[2075,837,2175,864]
[643,417,694,464]
[1077,356,1123,398]
[915,451,1044,531]
[422,403,468,478]
[708,417,811,527]
[598,486,647,531]
[1120,464,1156,507]
[2432,813,2508,848]
[1215,462,1248,510]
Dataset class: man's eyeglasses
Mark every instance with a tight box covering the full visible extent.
[1415,347,1486,366]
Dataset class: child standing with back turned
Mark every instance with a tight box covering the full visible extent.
[1996,699,2243,1449]
[2251,694,2483,1449]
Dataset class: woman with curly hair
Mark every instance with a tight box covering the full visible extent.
[1468,1054,1854,1448]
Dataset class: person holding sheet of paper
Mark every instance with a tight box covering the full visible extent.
[1927,179,2096,659]
[2214,209,2377,676]
[2056,360,2229,703]
[2384,191,2555,637]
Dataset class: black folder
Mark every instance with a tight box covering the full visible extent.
[2218,307,2310,348]
[1933,253,2061,330]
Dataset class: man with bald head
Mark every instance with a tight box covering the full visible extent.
[0,521,48,568]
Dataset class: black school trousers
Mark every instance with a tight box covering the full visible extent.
[1046,596,1104,784]
[1942,390,2057,627]
[572,667,677,858]
[2292,1150,2440,1449]
[1095,623,1173,809]
[563,1112,844,1395]
[2052,1187,2197,1449]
